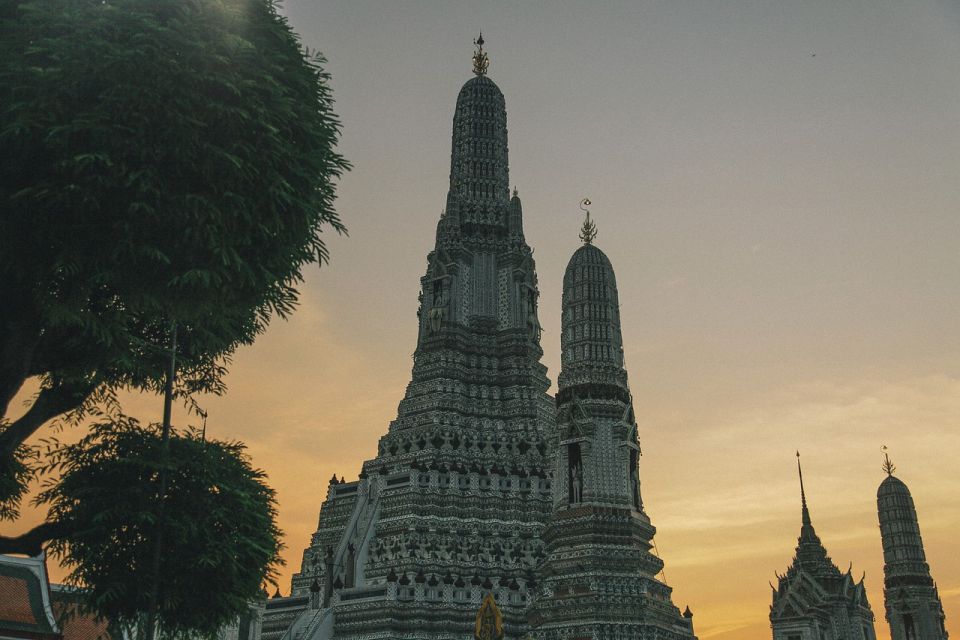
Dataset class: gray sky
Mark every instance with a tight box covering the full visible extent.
[22,3,958,638]
[264,2,960,638]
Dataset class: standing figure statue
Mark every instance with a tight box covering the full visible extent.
[630,450,642,510]
[570,463,583,504]
[428,288,446,333]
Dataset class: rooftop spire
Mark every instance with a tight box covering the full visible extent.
[881,445,896,477]
[472,32,489,76]
[578,198,597,244]
[787,451,835,576]
[797,451,811,527]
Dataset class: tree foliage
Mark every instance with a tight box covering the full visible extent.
[0,0,349,502]
[0,444,34,521]
[36,417,282,639]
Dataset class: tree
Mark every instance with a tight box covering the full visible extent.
[34,417,282,639]
[0,0,347,510]
[0,0,348,630]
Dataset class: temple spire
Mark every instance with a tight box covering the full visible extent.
[797,451,811,527]
[472,32,489,76]
[772,454,876,640]
[877,460,948,639]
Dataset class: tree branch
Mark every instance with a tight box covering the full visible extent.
[0,520,65,556]
[0,322,40,420]
[0,377,99,461]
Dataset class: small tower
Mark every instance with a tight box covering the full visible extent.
[528,205,696,640]
[877,452,948,640]
[770,454,876,640]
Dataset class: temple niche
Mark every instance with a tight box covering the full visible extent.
[567,443,583,504]
[428,278,446,333]
[629,448,641,510]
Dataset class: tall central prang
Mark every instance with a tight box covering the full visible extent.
[269,36,554,640]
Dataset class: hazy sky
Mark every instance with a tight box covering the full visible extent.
[14,2,960,639]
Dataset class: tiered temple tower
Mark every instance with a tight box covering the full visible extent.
[270,37,555,640]
[770,455,875,640]
[877,454,948,640]
[527,214,697,640]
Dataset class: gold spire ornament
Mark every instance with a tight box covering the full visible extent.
[472,32,490,76]
[881,445,896,476]
[474,592,504,640]
[579,197,597,244]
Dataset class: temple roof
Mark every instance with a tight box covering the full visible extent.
[772,456,872,620]
[0,554,125,640]
[457,73,503,95]
[789,454,836,577]
[567,243,613,269]
[558,240,628,394]
[877,473,911,497]
[0,553,58,640]
[445,60,510,217]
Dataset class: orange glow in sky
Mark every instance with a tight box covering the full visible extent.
[10,2,960,639]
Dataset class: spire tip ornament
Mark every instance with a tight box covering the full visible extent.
[472,32,490,76]
[579,198,597,244]
[881,445,895,477]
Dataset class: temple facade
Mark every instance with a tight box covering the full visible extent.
[264,38,554,640]
[245,36,955,640]
[877,455,948,640]
[769,456,876,640]
[257,38,696,640]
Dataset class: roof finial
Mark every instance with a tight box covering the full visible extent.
[578,198,597,244]
[472,32,489,76]
[881,445,896,477]
[797,451,811,527]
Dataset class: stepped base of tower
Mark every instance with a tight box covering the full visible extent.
[318,588,529,640]
[528,506,696,640]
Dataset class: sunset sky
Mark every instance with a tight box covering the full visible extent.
[12,1,960,639]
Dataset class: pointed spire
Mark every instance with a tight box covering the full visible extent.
[797,451,811,527]
[472,32,489,76]
[881,445,896,476]
[787,451,836,577]
[578,198,597,244]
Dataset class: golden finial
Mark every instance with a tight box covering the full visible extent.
[881,445,895,477]
[579,198,597,244]
[472,32,490,76]
[474,592,503,640]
